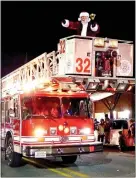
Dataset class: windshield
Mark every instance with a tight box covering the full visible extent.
[62,97,90,118]
[21,96,90,119]
[21,96,61,119]
[111,120,128,129]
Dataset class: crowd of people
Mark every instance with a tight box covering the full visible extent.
[94,114,135,144]
[94,114,111,143]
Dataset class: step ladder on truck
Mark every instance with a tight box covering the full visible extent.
[1,35,135,167]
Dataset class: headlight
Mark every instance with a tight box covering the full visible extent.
[58,125,64,131]
[64,127,69,134]
[34,128,47,137]
[80,128,91,135]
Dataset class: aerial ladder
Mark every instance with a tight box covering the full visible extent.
[1,35,135,101]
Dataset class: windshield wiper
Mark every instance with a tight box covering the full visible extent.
[43,114,59,121]
[28,114,48,119]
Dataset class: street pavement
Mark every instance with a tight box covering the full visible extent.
[1,147,135,177]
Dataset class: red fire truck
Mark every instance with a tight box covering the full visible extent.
[1,35,135,167]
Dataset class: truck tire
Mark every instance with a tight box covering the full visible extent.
[61,155,77,164]
[5,137,22,167]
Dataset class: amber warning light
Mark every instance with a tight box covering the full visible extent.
[94,38,105,47]
[109,40,118,48]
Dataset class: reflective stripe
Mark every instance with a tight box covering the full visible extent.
[22,141,102,148]
[14,136,20,141]
[17,137,60,142]
[14,144,21,153]
[87,135,95,140]
[68,137,81,141]
[14,136,95,143]
[14,136,37,142]
[68,135,94,141]
[45,137,60,142]
[21,138,38,142]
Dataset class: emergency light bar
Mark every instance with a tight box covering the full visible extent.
[60,83,81,92]
[86,79,100,91]
[114,80,129,92]
[94,38,105,47]
[116,83,128,92]
[108,40,118,48]
[93,38,118,48]
[87,82,99,91]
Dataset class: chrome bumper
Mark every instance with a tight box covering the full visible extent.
[22,141,103,158]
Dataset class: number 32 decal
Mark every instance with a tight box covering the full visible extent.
[76,58,91,73]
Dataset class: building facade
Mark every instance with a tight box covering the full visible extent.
[94,92,135,121]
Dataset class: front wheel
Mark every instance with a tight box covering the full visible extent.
[5,137,22,167]
[61,155,77,164]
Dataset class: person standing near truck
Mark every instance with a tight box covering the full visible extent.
[104,120,111,144]
[104,114,111,144]
[98,119,105,143]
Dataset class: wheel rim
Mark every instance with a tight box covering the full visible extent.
[6,142,13,163]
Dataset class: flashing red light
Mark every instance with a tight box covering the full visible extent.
[106,88,115,92]
[89,146,94,152]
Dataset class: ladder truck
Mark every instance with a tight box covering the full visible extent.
[1,35,135,167]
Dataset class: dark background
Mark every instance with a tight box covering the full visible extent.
[1,1,135,77]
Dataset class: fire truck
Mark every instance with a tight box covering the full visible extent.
[1,35,135,167]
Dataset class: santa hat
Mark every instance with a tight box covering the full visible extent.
[78,11,90,22]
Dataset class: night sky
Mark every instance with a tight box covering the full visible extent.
[1,1,135,77]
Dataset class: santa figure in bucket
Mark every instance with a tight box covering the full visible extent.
[61,11,100,37]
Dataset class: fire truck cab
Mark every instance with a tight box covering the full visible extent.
[1,35,135,167]
[1,81,102,167]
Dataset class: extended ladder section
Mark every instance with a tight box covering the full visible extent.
[1,35,135,97]
[1,51,59,96]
